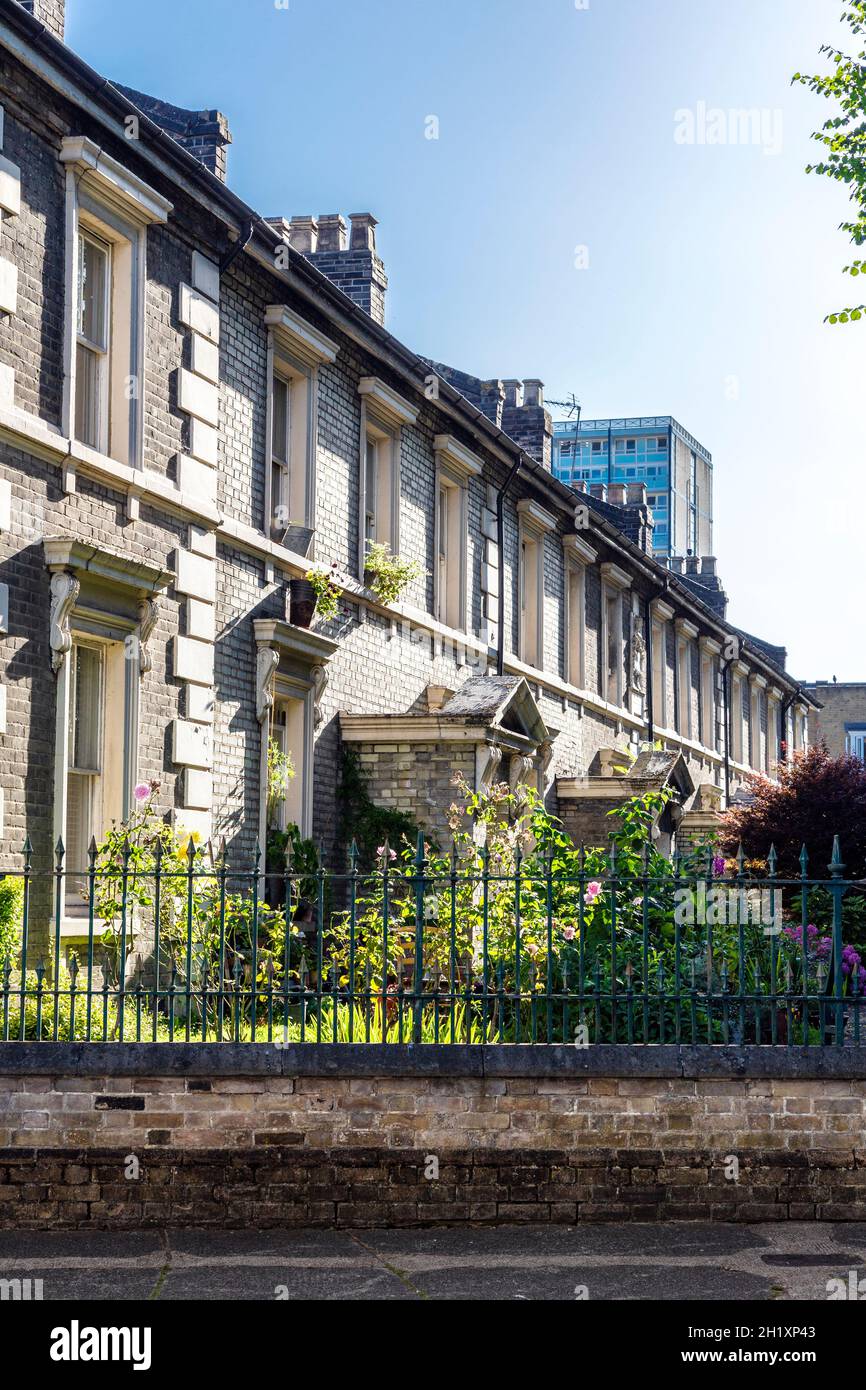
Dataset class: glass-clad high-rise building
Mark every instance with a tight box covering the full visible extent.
[552,416,713,560]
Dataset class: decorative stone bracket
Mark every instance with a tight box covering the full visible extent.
[49,571,80,673]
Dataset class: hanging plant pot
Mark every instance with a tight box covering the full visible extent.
[289,577,317,628]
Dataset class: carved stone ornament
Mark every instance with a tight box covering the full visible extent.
[509,753,535,788]
[49,571,80,673]
[256,645,280,724]
[311,664,329,728]
[629,612,647,696]
[480,742,503,786]
[137,598,159,676]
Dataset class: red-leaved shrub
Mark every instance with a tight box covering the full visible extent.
[719,746,866,878]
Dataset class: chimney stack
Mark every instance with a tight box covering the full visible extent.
[279,211,388,326]
[480,380,505,428]
[501,378,553,470]
[112,84,232,182]
[17,0,64,41]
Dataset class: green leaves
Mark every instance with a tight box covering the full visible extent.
[796,1,866,322]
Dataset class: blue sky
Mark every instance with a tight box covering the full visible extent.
[67,0,864,680]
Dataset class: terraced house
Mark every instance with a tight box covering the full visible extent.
[0,0,813,958]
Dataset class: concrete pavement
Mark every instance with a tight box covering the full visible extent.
[2,1223,866,1300]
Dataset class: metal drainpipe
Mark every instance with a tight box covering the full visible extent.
[721,659,732,805]
[220,220,255,275]
[780,694,795,763]
[644,593,654,744]
[495,458,523,677]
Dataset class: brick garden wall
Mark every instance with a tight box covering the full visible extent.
[1,1045,866,1227]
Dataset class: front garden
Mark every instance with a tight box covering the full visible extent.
[3,745,866,1046]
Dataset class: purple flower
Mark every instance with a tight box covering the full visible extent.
[712,855,726,878]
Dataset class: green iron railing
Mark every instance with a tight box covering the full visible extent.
[0,834,864,1045]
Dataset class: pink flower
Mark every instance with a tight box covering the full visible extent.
[585,880,602,903]
[563,926,576,942]
[133,783,151,802]
[377,845,397,861]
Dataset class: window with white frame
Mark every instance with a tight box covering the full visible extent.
[600,563,630,707]
[699,641,718,750]
[357,377,418,575]
[266,357,313,543]
[517,501,555,672]
[563,535,595,689]
[263,304,337,543]
[566,565,584,685]
[269,370,291,539]
[61,137,172,470]
[604,590,623,703]
[433,435,480,633]
[72,204,138,463]
[847,727,866,763]
[730,669,745,763]
[520,533,540,666]
[64,635,133,911]
[269,696,306,832]
[767,695,780,771]
[652,621,667,727]
[435,476,465,628]
[74,229,111,452]
[675,620,697,738]
[254,620,338,855]
[364,421,396,551]
[749,679,765,769]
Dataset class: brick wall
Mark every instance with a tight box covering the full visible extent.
[1,1046,866,1226]
[806,685,866,760]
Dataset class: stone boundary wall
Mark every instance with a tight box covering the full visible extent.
[1,1046,866,1227]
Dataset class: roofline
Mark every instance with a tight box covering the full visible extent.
[552,416,712,465]
[0,0,799,701]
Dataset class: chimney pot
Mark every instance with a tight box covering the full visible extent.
[316,214,348,252]
[685,556,700,575]
[349,213,378,252]
[589,483,608,502]
[608,483,627,506]
[626,482,648,507]
[669,556,684,574]
[523,379,544,408]
[701,556,717,577]
[503,379,523,408]
[287,215,318,254]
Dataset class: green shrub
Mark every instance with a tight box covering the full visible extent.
[0,876,23,967]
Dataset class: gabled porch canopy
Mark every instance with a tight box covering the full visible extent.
[340,674,556,793]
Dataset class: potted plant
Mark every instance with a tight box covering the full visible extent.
[288,575,317,627]
[364,542,424,606]
[289,563,343,628]
[307,564,342,622]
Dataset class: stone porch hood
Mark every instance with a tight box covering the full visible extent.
[557,749,696,846]
[558,748,696,803]
[340,675,556,783]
